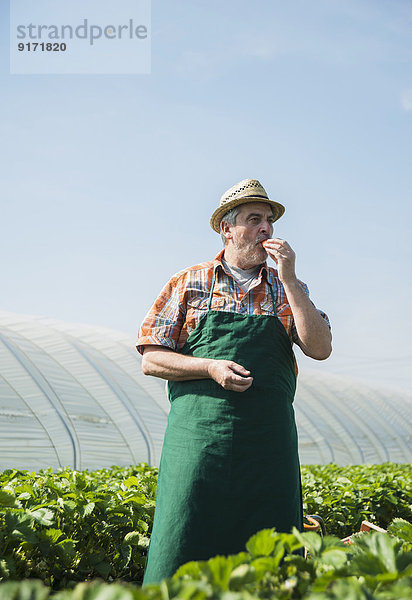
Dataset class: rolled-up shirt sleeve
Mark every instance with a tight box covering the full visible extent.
[290,281,331,344]
[136,273,187,355]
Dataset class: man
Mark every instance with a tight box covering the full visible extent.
[137,179,332,585]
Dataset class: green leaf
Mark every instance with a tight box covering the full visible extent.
[0,489,18,507]
[292,528,345,561]
[137,519,149,533]
[0,580,50,600]
[17,492,32,500]
[4,512,38,544]
[320,548,348,569]
[205,555,236,589]
[250,556,279,579]
[72,471,87,491]
[336,477,352,485]
[119,544,132,569]
[121,493,147,506]
[162,579,214,600]
[350,533,398,575]
[173,560,204,579]
[269,538,285,568]
[56,538,77,560]
[81,502,95,517]
[93,561,112,578]
[278,531,306,554]
[245,529,277,557]
[292,529,322,556]
[0,558,11,580]
[123,531,141,546]
[39,527,64,544]
[123,476,141,488]
[388,518,412,543]
[56,581,135,600]
[308,577,375,599]
[396,551,412,574]
[228,564,256,590]
[373,578,412,599]
[62,500,76,512]
[28,508,55,526]
[87,550,106,566]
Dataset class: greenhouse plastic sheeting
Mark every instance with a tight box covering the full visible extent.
[0,309,411,470]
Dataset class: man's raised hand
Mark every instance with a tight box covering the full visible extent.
[262,238,297,284]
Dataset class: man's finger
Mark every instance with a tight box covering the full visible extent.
[230,363,251,376]
[266,245,289,255]
[264,240,291,251]
[229,374,253,385]
[265,245,290,258]
[263,238,285,246]
[229,380,254,392]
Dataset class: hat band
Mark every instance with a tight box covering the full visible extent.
[224,193,269,204]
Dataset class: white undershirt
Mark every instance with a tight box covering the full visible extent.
[221,259,263,294]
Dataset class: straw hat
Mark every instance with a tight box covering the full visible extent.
[210,179,285,233]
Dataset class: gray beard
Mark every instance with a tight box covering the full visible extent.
[232,240,265,268]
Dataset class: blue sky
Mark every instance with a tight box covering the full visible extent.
[1,0,412,391]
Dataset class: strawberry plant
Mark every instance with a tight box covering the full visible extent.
[1,463,411,592]
[0,465,157,588]
[301,464,412,538]
[1,521,412,599]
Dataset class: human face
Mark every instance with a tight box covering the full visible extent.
[224,202,275,268]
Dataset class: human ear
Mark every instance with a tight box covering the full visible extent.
[220,221,233,240]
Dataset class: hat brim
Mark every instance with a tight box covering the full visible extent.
[210,196,285,233]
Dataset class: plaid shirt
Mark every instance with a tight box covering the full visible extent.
[137,250,330,369]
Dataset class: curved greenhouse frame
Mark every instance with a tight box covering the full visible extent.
[0,309,411,470]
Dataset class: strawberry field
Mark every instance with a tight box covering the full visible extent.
[1,463,411,599]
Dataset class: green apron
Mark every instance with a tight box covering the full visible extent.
[143,271,303,585]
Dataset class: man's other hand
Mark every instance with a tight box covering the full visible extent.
[208,360,253,392]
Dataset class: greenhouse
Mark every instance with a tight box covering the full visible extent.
[0,308,411,470]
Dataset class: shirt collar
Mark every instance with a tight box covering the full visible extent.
[213,249,268,279]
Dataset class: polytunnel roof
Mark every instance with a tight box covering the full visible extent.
[0,308,411,470]
[295,369,412,464]
[0,309,169,471]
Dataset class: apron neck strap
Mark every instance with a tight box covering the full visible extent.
[268,280,277,315]
[207,269,217,310]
